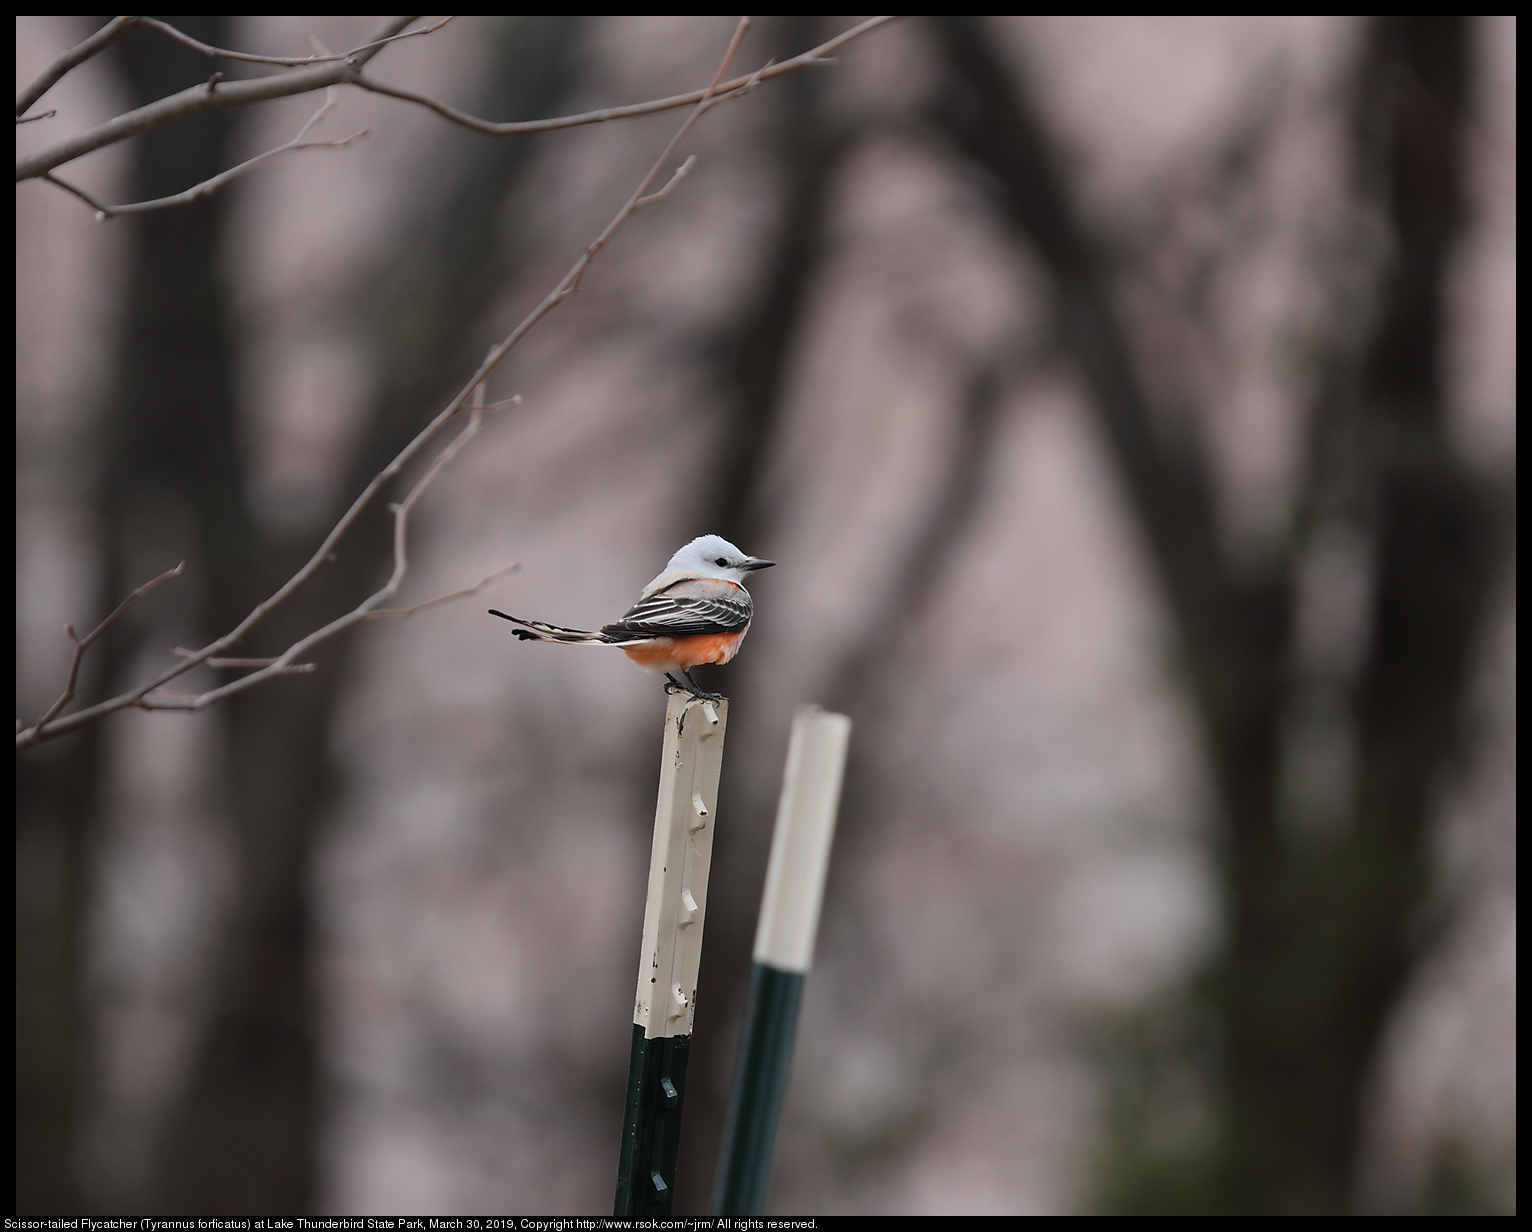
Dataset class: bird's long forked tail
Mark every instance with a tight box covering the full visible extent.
[488,609,616,645]
[490,606,646,643]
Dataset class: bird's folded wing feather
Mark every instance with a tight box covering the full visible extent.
[602,592,752,638]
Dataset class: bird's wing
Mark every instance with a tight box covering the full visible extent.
[602,590,752,638]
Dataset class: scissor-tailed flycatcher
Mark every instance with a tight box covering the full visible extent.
[490,534,775,701]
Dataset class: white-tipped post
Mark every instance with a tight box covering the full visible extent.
[615,691,729,1216]
[715,704,852,1215]
[753,706,852,972]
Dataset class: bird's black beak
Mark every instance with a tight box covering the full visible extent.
[743,557,776,571]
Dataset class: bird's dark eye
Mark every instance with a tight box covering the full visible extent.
[715,557,728,567]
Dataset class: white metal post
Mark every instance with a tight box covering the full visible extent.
[615,692,728,1215]
[633,693,728,1038]
[752,705,853,975]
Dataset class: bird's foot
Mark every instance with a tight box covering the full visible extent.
[681,671,725,702]
[665,684,723,704]
[665,672,725,703]
[665,683,724,702]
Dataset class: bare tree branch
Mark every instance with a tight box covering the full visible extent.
[15,14,456,124]
[171,648,310,669]
[26,560,186,734]
[635,153,696,207]
[17,16,898,185]
[138,397,491,713]
[35,172,109,213]
[16,14,804,749]
[16,15,417,181]
[15,15,137,117]
[347,16,895,137]
[131,14,456,68]
[45,86,368,219]
[363,562,522,620]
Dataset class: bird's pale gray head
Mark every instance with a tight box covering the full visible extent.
[668,534,775,582]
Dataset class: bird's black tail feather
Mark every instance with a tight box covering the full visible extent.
[488,610,615,644]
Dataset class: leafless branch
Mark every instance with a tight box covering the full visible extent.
[364,563,523,620]
[132,14,456,68]
[45,86,368,219]
[17,15,801,749]
[15,15,454,125]
[339,15,458,62]
[17,16,898,185]
[15,15,136,117]
[142,658,318,709]
[171,648,315,669]
[16,15,417,182]
[135,689,200,707]
[152,367,500,713]
[635,153,697,207]
[363,381,523,620]
[36,172,108,214]
[347,16,895,137]
[564,20,758,297]
[29,560,186,734]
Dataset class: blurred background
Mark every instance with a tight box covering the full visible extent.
[16,15,1515,1216]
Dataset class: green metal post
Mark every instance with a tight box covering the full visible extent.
[615,1027,692,1214]
[713,961,805,1213]
[714,705,851,1215]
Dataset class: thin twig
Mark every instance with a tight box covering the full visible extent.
[362,369,520,618]
[30,561,186,733]
[364,562,522,619]
[348,16,894,137]
[137,690,200,708]
[39,172,110,214]
[15,15,450,123]
[141,659,316,708]
[133,15,455,68]
[707,16,754,95]
[17,17,868,747]
[15,15,136,117]
[566,18,755,297]
[341,16,456,63]
[18,17,898,183]
[175,398,491,710]
[172,647,306,668]
[49,87,368,219]
[635,153,697,207]
[16,15,416,181]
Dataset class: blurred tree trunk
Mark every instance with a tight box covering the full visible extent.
[17,16,245,1214]
[150,17,586,1214]
[14,16,585,1214]
[929,14,1508,1213]
[673,25,1020,1211]
[16,701,109,1213]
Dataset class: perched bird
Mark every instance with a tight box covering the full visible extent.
[490,534,775,701]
